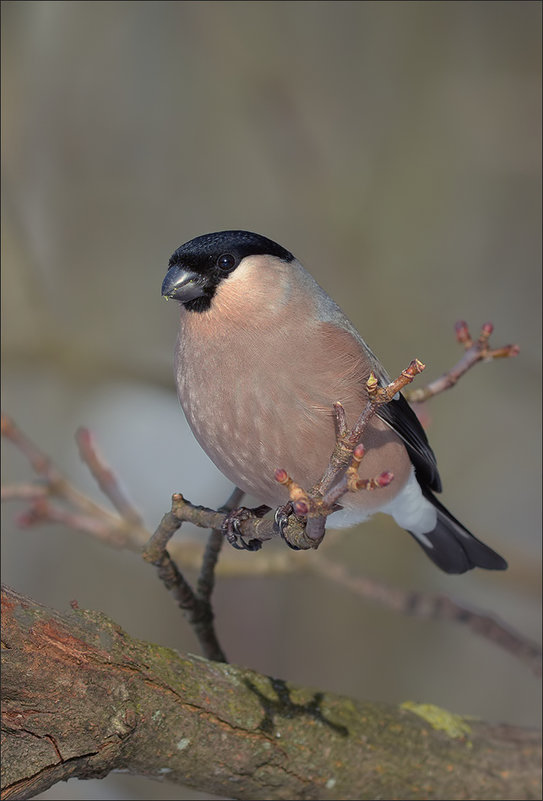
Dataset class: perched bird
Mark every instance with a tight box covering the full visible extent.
[161,230,507,574]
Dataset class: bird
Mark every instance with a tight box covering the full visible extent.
[161,230,507,574]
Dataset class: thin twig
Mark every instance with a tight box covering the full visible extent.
[142,494,228,662]
[197,486,245,602]
[75,427,145,528]
[312,557,542,677]
[274,358,426,546]
[404,321,519,403]
[16,496,127,545]
[1,484,48,501]
[1,413,120,527]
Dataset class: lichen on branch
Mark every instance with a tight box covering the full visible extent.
[1,585,541,801]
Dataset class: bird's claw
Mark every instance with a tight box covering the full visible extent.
[273,503,300,550]
[221,506,268,551]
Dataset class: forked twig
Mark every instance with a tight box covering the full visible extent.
[141,488,246,662]
[404,321,519,403]
[273,358,425,546]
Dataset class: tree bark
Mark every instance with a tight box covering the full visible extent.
[1,584,540,801]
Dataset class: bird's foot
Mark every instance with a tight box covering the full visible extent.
[273,503,301,550]
[221,505,269,551]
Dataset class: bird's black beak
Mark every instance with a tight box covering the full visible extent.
[161,264,208,303]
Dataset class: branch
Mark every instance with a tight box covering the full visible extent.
[2,585,541,801]
[1,413,146,550]
[141,487,246,663]
[310,558,542,677]
[75,427,145,528]
[404,321,519,403]
[270,358,426,546]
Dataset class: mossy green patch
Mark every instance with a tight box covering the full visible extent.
[401,701,472,741]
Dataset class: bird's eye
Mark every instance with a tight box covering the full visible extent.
[217,253,236,272]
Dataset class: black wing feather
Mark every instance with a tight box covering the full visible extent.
[376,393,442,492]
[412,486,508,573]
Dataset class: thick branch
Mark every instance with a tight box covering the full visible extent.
[1,585,541,801]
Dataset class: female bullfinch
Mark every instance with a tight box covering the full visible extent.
[162,230,507,574]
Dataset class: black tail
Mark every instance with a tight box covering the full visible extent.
[408,488,508,574]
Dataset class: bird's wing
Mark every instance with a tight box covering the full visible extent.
[376,394,442,492]
[322,310,442,493]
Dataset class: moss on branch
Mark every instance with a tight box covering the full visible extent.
[1,585,540,801]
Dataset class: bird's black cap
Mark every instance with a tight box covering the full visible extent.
[168,230,294,273]
[163,230,294,312]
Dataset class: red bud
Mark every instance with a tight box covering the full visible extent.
[275,468,288,484]
[377,471,394,487]
[455,321,469,342]
[293,500,309,516]
[353,443,365,461]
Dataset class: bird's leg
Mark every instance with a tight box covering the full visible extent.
[221,505,270,551]
[273,502,300,550]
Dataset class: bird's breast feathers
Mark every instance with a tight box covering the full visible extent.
[175,298,411,509]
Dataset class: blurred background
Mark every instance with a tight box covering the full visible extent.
[2,2,541,799]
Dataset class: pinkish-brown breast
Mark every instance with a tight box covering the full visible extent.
[174,264,411,513]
